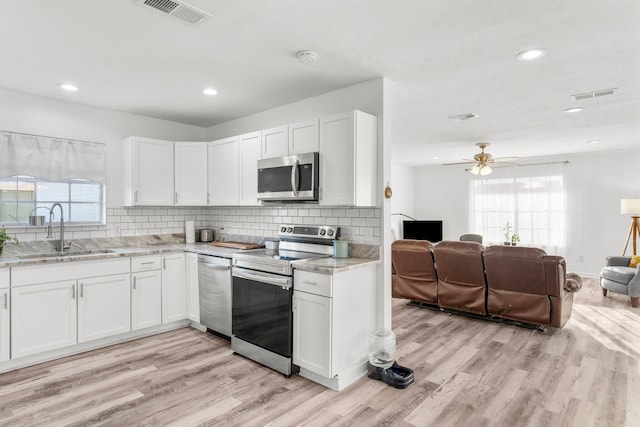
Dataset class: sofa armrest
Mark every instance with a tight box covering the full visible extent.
[564,273,582,292]
[606,256,632,267]
[628,268,640,297]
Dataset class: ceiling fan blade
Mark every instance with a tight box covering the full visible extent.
[490,156,520,162]
[491,161,520,166]
[442,160,475,166]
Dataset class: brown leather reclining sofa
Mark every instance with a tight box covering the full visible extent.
[391,240,583,328]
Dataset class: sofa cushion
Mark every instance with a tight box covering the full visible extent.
[391,240,438,304]
[600,266,636,285]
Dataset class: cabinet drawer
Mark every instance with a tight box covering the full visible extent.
[0,268,9,288]
[131,254,162,272]
[12,258,130,287]
[294,270,332,297]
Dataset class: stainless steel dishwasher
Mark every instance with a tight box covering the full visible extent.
[197,254,232,337]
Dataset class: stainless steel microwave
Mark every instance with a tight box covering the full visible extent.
[257,152,319,202]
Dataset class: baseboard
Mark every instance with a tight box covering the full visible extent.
[0,319,192,374]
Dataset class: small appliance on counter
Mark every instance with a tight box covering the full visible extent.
[197,229,215,242]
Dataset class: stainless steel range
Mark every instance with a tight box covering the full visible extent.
[231,224,339,376]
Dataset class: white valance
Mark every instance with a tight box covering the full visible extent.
[0,131,106,184]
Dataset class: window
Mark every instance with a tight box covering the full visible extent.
[0,131,106,226]
[469,163,566,253]
[0,177,104,225]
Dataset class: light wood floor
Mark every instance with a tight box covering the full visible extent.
[0,277,638,427]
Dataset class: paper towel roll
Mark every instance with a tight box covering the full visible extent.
[185,220,195,243]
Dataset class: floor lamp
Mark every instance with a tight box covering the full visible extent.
[621,198,640,256]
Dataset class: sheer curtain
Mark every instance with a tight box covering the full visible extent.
[0,131,106,183]
[468,162,566,255]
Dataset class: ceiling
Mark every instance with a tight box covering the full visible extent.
[1,0,639,167]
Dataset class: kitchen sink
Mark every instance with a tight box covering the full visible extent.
[13,249,116,259]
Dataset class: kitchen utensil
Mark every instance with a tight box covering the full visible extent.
[28,215,46,226]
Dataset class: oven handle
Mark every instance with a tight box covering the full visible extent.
[233,267,292,289]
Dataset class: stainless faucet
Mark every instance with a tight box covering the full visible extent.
[47,203,71,252]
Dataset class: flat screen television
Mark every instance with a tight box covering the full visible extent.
[403,220,443,242]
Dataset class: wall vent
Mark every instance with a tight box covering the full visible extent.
[571,88,617,101]
[136,0,211,25]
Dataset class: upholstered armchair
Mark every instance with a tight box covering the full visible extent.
[459,233,483,244]
[391,240,438,305]
[600,256,640,307]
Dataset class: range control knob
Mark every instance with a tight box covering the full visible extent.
[319,229,326,236]
[287,227,293,233]
[280,226,287,233]
[327,229,334,237]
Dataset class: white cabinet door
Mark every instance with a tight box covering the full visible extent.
[131,270,162,331]
[208,137,239,205]
[289,120,319,155]
[239,131,262,205]
[0,287,9,362]
[162,253,187,323]
[11,281,77,359]
[175,142,208,206]
[185,252,200,323]
[261,126,289,159]
[77,274,131,343]
[319,111,377,206]
[293,290,332,378]
[127,137,175,206]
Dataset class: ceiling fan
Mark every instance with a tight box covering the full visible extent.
[444,142,519,175]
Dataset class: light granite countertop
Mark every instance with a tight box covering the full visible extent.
[0,234,380,271]
[292,256,380,274]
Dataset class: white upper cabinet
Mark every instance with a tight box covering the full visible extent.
[239,131,262,206]
[124,137,175,206]
[261,121,319,159]
[261,126,289,159]
[319,110,377,207]
[175,142,208,206]
[289,120,319,155]
[208,137,240,205]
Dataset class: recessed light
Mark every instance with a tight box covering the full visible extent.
[433,156,439,160]
[564,107,584,113]
[448,113,478,121]
[516,48,548,61]
[203,88,218,96]
[587,140,600,144]
[57,82,78,92]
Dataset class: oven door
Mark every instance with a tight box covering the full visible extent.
[232,267,293,358]
[257,152,318,201]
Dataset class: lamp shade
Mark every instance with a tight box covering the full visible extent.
[621,198,640,215]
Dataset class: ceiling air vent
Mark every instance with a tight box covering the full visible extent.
[136,0,211,25]
[571,88,617,102]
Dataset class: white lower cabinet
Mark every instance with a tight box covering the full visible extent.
[131,270,162,330]
[293,266,376,391]
[11,280,78,359]
[185,252,200,323]
[162,253,187,323]
[78,274,131,343]
[293,290,332,377]
[1,286,10,362]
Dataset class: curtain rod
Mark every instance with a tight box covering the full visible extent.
[1,130,105,146]
[465,160,569,171]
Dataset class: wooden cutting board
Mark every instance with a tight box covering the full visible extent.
[210,241,263,250]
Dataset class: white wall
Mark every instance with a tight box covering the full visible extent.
[404,148,640,275]
[0,87,207,207]
[389,164,415,240]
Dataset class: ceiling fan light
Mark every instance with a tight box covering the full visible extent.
[480,165,492,175]
[470,165,481,175]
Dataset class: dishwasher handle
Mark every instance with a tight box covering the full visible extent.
[198,258,230,270]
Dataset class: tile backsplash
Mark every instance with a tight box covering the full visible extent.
[9,205,381,245]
